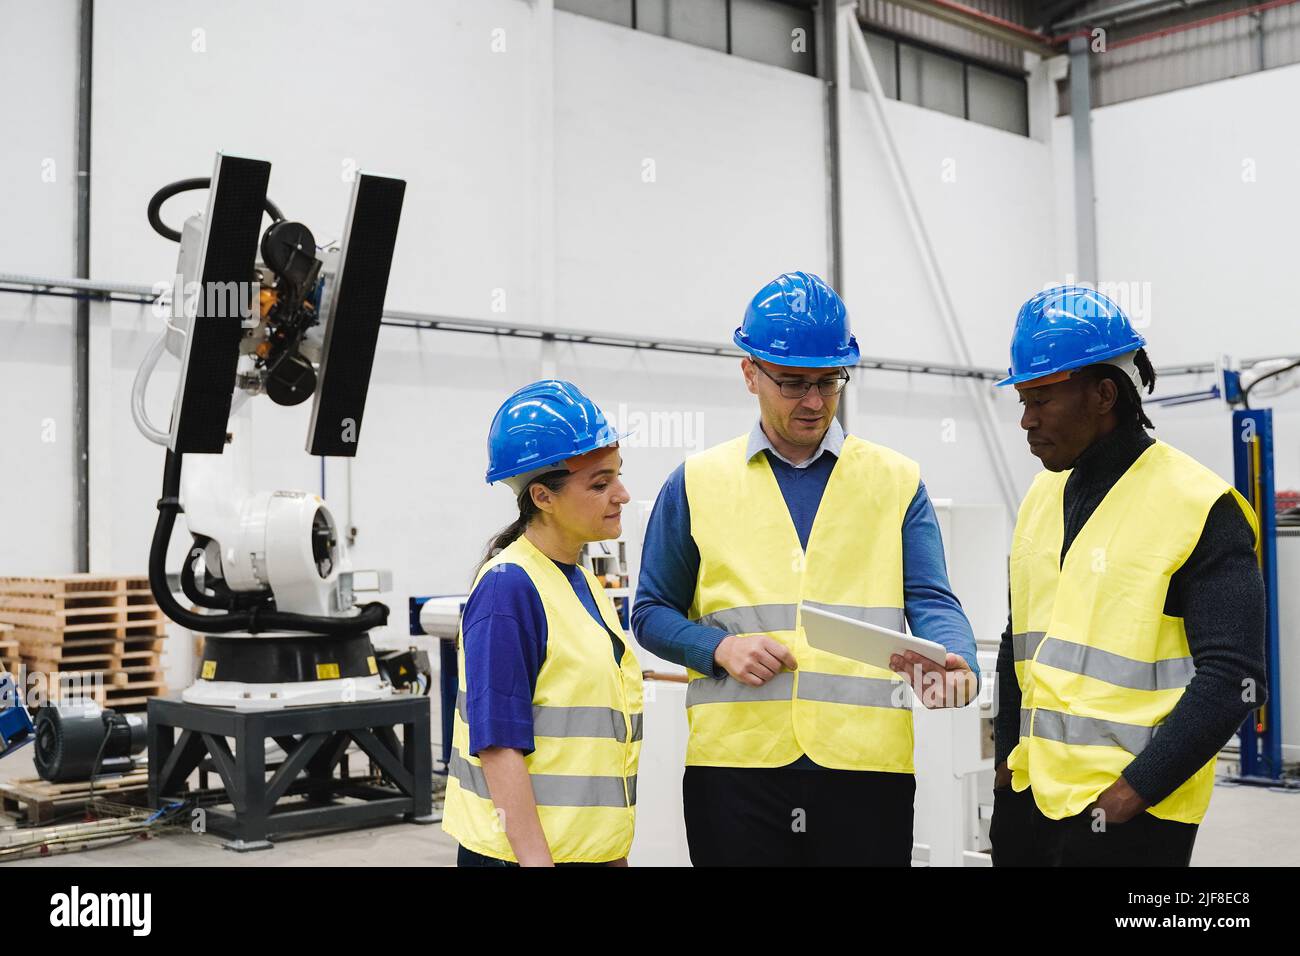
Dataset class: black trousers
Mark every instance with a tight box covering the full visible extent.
[683,764,915,866]
[456,844,610,867]
[990,785,1198,867]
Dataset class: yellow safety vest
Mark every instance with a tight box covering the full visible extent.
[1008,439,1257,824]
[442,534,644,863]
[683,432,920,772]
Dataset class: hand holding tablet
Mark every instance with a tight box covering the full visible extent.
[800,604,976,708]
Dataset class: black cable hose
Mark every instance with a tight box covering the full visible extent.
[85,716,113,810]
[180,538,267,612]
[1241,358,1300,410]
[150,450,388,635]
[180,540,231,611]
[146,177,285,243]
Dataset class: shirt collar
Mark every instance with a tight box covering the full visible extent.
[746,417,844,470]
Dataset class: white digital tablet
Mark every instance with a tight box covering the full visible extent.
[801,605,948,671]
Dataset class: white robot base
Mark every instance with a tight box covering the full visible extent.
[182,674,392,711]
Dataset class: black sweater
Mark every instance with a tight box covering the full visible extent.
[993,426,1268,806]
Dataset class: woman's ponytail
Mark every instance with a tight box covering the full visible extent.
[475,469,572,579]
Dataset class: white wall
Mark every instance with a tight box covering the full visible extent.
[1053,61,1300,490]
[0,0,80,574]
[553,11,832,543]
[842,90,1059,507]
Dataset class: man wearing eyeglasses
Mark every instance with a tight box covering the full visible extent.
[632,271,978,867]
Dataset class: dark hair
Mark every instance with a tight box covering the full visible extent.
[1082,348,1157,430]
[475,470,572,578]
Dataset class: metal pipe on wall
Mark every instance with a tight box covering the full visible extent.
[843,7,1022,515]
[73,0,93,572]
[7,273,1291,381]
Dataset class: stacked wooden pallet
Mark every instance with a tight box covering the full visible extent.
[0,575,167,712]
[0,769,151,824]
[0,622,17,674]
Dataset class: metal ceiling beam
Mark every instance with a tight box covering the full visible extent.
[866,0,1058,55]
[1036,0,1094,28]
[1052,0,1200,29]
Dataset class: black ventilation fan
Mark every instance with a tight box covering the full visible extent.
[34,700,147,784]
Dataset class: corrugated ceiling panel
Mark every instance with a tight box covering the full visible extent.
[859,0,1029,70]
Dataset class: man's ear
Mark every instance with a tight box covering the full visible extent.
[1093,375,1119,417]
[741,357,759,396]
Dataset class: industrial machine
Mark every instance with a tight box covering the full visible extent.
[130,153,434,850]
[0,684,147,785]
[0,672,35,758]
[32,700,147,783]
[132,152,405,710]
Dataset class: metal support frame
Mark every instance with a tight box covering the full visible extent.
[531,0,558,379]
[822,0,848,295]
[1068,34,1099,285]
[824,0,853,427]
[842,7,1021,516]
[73,0,93,572]
[148,696,434,850]
[437,640,457,770]
[1230,410,1291,785]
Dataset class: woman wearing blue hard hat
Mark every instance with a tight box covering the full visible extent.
[990,284,1266,867]
[442,380,644,867]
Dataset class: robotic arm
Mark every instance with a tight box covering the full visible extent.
[135,153,404,642]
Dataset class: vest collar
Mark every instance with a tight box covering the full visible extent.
[746,416,845,469]
[509,532,629,653]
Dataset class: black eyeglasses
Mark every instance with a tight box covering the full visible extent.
[750,359,850,399]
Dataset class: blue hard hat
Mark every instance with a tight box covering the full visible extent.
[997,285,1146,388]
[734,271,860,368]
[486,380,624,489]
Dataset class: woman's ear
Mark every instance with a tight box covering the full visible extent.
[529,482,554,514]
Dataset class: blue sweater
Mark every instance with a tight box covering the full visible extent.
[461,559,622,758]
[631,441,978,704]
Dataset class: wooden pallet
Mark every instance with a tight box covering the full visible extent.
[0,622,16,673]
[0,770,150,824]
[0,575,167,712]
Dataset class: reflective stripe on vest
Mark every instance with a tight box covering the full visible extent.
[1026,708,1155,755]
[442,534,643,863]
[1011,631,1045,662]
[685,670,911,709]
[449,749,636,808]
[457,696,644,743]
[698,602,905,635]
[682,432,920,772]
[1034,637,1195,692]
[1007,440,1258,825]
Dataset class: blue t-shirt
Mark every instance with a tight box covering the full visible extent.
[462,555,623,757]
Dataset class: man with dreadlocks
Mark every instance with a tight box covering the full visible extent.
[988,285,1266,867]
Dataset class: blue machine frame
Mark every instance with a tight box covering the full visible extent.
[410,596,459,773]
[1231,408,1286,782]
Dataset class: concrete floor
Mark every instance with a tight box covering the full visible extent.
[2,747,1296,866]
